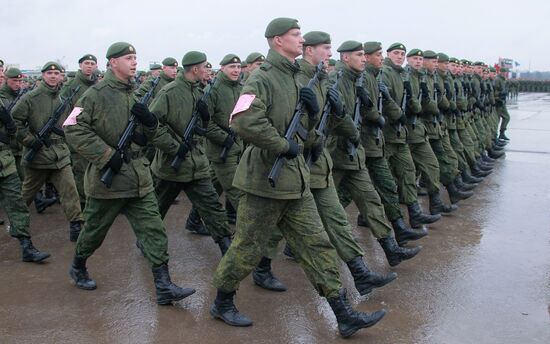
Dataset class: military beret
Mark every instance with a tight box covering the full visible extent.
[264,17,300,38]
[205,62,212,69]
[437,53,449,62]
[181,51,207,67]
[461,59,471,65]
[387,42,406,53]
[449,57,459,64]
[67,71,76,78]
[241,61,248,68]
[0,59,3,67]
[337,40,363,53]
[220,54,241,66]
[41,61,63,72]
[5,68,23,78]
[488,67,496,72]
[245,52,265,64]
[472,61,484,66]
[407,48,423,57]
[150,63,162,70]
[78,54,97,64]
[423,50,438,59]
[162,57,178,67]
[364,41,382,54]
[303,31,331,46]
[328,59,337,66]
[106,42,136,59]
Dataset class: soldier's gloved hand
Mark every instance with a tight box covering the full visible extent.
[30,138,43,151]
[222,135,235,150]
[299,87,319,118]
[0,107,17,134]
[403,80,412,98]
[327,88,344,118]
[376,115,386,128]
[378,81,391,100]
[176,142,190,158]
[283,138,300,159]
[197,99,210,122]
[420,81,429,96]
[310,142,324,163]
[107,150,123,173]
[356,85,371,107]
[131,103,158,128]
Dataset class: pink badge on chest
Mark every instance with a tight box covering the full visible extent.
[229,94,256,124]
[63,107,83,127]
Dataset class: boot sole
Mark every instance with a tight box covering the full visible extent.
[357,274,397,295]
[22,253,51,263]
[210,308,253,327]
[339,310,386,338]
[69,270,97,290]
[157,289,196,305]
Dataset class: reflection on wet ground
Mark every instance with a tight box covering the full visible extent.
[1,93,549,343]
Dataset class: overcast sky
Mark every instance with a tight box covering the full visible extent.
[1,0,548,72]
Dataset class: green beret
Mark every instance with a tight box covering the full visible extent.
[241,61,248,68]
[78,54,97,64]
[41,61,63,72]
[150,63,162,70]
[264,17,300,38]
[5,68,23,78]
[423,50,438,59]
[473,61,484,66]
[407,48,423,57]
[0,59,3,67]
[106,42,136,59]
[387,42,406,53]
[220,54,241,66]
[363,41,382,54]
[449,57,459,64]
[181,51,207,67]
[245,52,265,64]
[303,31,331,46]
[162,57,178,67]
[337,40,363,53]
[328,59,337,66]
[437,53,449,62]
[488,67,496,72]
[461,59,471,65]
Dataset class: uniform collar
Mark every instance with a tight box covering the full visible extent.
[104,70,135,92]
[383,57,403,72]
[265,49,300,76]
[160,71,175,83]
[76,70,96,86]
[365,63,380,77]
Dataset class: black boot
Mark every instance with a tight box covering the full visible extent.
[45,183,59,204]
[19,238,50,263]
[327,289,386,338]
[454,175,477,191]
[69,221,82,242]
[34,191,56,214]
[283,243,295,259]
[391,217,428,246]
[471,165,492,178]
[346,256,397,295]
[477,162,494,172]
[488,148,505,159]
[152,264,195,305]
[378,236,421,267]
[226,200,236,225]
[356,213,368,227]
[0,218,4,225]
[462,170,483,184]
[210,290,253,327]
[185,207,209,235]
[407,201,441,228]
[217,236,232,256]
[429,192,458,215]
[69,255,97,290]
[499,131,510,141]
[252,257,287,292]
[446,183,474,204]
[481,153,497,164]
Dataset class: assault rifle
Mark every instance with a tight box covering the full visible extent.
[346,71,365,161]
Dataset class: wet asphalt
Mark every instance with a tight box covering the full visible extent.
[1,93,549,344]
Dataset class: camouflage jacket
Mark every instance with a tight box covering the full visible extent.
[381,58,407,143]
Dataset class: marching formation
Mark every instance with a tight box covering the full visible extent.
[0,17,512,338]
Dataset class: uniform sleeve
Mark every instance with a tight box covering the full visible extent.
[11,97,35,147]
[381,72,403,122]
[149,90,180,156]
[205,90,231,146]
[64,92,114,169]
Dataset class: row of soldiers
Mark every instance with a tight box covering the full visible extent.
[0,17,512,338]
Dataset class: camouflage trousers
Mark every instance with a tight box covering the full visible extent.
[409,140,441,194]
[441,134,460,178]
[210,158,243,211]
[0,172,30,239]
[75,192,169,267]
[155,177,233,242]
[70,152,87,205]
[448,129,469,172]
[333,168,392,239]
[458,128,478,169]
[21,165,83,222]
[14,155,24,181]
[383,142,418,205]
[213,190,342,298]
[429,138,457,186]
[465,121,482,159]
[497,105,510,132]
[365,156,404,222]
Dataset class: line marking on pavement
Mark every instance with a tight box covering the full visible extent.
[506,149,550,155]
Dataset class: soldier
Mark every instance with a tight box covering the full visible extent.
[149,63,162,78]
[211,19,386,337]
[60,54,99,212]
[1,81,50,263]
[149,51,233,256]
[64,42,195,305]
[327,58,337,73]
[330,40,420,266]
[12,61,84,242]
[494,67,511,141]
[240,52,265,82]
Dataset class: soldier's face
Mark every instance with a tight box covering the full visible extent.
[110,54,138,79]
[438,62,449,72]
[162,65,178,79]
[221,63,242,81]
[278,29,304,58]
[80,60,97,77]
[423,59,437,72]
[449,62,458,74]
[309,44,332,67]
[42,70,60,87]
[248,61,263,72]
[150,69,161,77]
[366,50,384,69]
[387,49,405,66]
[406,56,423,70]
[6,78,21,91]
[473,66,483,75]
[344,51,366,73]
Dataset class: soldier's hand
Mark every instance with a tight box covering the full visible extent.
[299,87,320,118]
[0,107,17,134]
[327,88,344,118]
[283,138,300,159]
[131,103,158,128]
[378,81,391,100]
[197,99,210,122]
[310,142,323,163]
[420,81,429,95]
[176,142,190,158]
[356,85,371,108]
[107,150,123,173]
[30,138,43,151]
[376,115,386,128]
[222,135,235,149]
[403,80,412,98]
